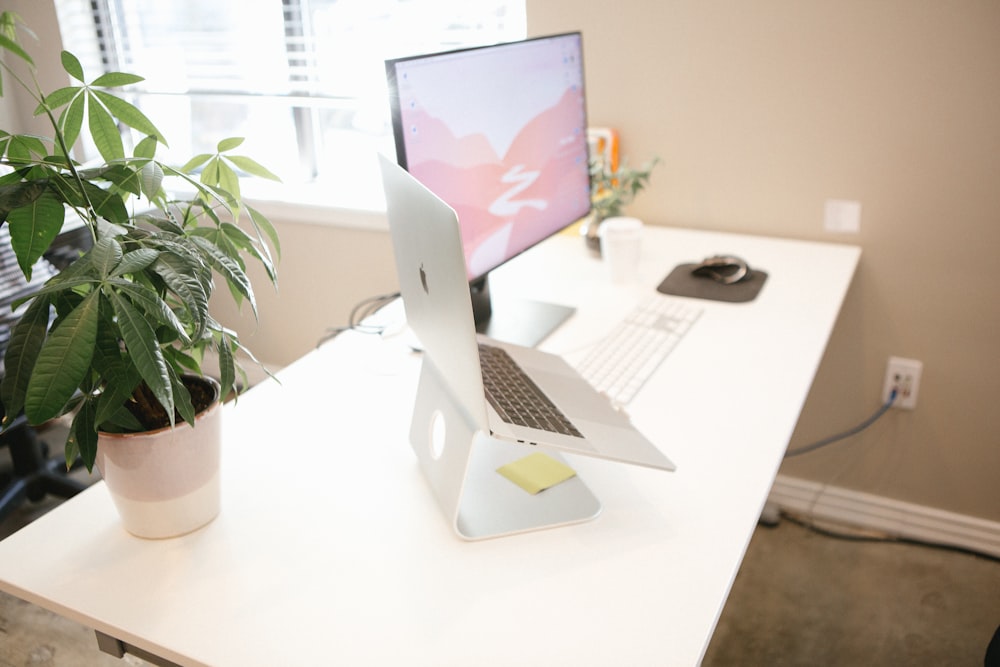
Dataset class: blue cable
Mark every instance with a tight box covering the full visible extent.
[784,389,898,458]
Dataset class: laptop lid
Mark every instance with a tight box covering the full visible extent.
[379,155,490,430]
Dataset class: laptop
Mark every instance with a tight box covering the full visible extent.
[379,155,676,473]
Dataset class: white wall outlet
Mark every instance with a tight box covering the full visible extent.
[882,356,922,409]
[824,199,862,234]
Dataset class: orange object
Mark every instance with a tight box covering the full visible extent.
[588,127,620,175]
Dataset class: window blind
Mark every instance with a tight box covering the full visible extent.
[52,0,526,185]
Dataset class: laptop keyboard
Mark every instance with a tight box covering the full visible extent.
[478,343,583,438]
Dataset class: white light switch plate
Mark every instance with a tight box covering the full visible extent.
[824,199,861,234]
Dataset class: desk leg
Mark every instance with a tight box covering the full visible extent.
[95,630,184,667]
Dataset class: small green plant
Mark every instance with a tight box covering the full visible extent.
[590,156,660,220]
[0,11,280,470]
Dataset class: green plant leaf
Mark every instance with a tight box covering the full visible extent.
[216,331,236,403]
[23,135,49,157]
[58,91,85,152]
[0,180,46,220]
[228,332,273,386]
[162,165,236,216]
[108,278,191,344]
[77,179,129,224]
[41,85,81,111]
[42,249,92,285]
[86,93,125,161]
[164,346,201,373]
[134,135,159,160]
[111,248,159,276]
[220,221,276,283]
[138,213,184,235]
[88,237,123,278]
[67,399,97,471]
[178,153,211,174]
[24,291,99,425]
[93,402,144,434]
[93,375,141,429]
[247,205,281,260]
[217,221,260,254]
[0,33,33,66]
[90,325,141,427]
[48,289,84,327]
[168,366,195,427]
[0,295,51,422]
[151,251,209,338]
[93,90,164,143]
[200,156,220,187]
[88,163,142,197]
[91,71,144,88]
[60,50,84,82]
[190,234,256,318]
[89,312,123,368]
[40,153,72,168]
[225,155,281,182]
[242,239,277,284]
[6,135,48,163]
[184,195,226,229]
[95,217,128,239]
[106,290,173,422]
[217,137,244,152]
[140,160,163,200]
[6,189,66,280]
[13,276,95,306]
[216,159,241,208]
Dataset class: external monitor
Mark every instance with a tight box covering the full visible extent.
[386,32,591,346]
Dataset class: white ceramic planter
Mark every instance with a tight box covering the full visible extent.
[95,383,222,539]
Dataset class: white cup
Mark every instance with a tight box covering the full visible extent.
[600,216,643,284]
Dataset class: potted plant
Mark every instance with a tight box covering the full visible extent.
[583,156,660,253]
[0,12,280,537]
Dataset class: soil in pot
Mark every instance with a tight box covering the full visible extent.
[124,376,217,432]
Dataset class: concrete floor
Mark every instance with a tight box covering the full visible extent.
[2,442,999,666]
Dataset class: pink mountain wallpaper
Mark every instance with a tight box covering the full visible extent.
[405,89,590,278]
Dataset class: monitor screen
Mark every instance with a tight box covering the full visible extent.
[385,33,591,283]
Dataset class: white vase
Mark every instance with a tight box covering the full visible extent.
[95,380,222,539]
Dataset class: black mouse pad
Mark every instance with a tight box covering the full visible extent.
[657,263,768,303]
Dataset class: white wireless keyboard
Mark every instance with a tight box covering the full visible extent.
[575,295,702,405]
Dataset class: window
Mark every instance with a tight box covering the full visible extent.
[53,0,526,206]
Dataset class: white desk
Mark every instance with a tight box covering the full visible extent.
[0,226,859,666]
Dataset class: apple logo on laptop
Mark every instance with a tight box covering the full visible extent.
[419,263,429,294]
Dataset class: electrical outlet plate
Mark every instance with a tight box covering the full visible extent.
[883,356,922,409]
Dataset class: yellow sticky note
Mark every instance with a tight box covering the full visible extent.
[497,452,577,495]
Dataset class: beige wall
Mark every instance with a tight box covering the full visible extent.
[529,0,1000,521]
[208,219,399,367]
[1,1,65,136]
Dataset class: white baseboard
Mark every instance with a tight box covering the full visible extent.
[766,474,1000,559]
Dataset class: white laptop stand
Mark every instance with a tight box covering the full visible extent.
[410,360,602,540]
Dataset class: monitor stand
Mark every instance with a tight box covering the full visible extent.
[410,360,601,540]
[470,275,575,348]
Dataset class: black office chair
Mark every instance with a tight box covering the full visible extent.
[987,624,1000,667]
[0,409,88,525]
[0,224,91,526]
